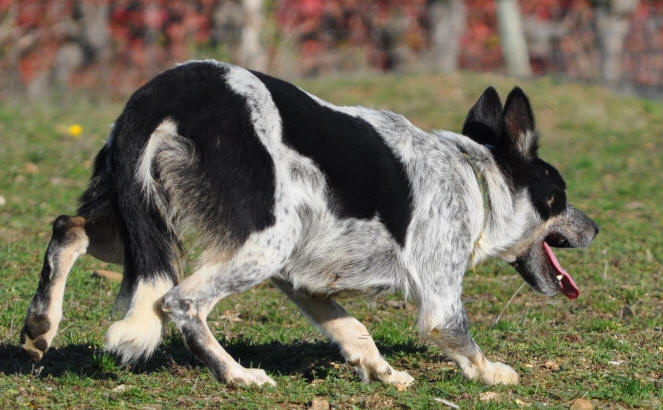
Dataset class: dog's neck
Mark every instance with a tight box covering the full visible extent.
[461,151,491,267]
[452,137,535,266]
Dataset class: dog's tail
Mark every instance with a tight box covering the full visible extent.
[75,113,186,312]
[103,112,184,292]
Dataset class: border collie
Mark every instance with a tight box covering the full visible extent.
[21,60,598,386]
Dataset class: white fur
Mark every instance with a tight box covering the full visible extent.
[135,118,202,239]
[516,129,537,159]
[104,277,173,364]
[21,230,89,359]
[43,237,89,342]
[136,119,178,201]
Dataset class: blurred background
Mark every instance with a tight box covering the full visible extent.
[0,0,661,100]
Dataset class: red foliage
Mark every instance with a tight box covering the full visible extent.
[462,0,663,89]
[461,0,500,71]
[107,1,213,66]
[4,0,663,94]
[276,0,428,73]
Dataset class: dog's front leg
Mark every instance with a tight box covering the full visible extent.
[272,279,414,387]
[421,297,519,385]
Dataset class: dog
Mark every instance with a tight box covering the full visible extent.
[20,60,598,387]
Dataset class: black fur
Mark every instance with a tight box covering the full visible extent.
[79,62,278,289]
[462,86,502,147]
[77,144,114,222]
[463,87,567,220]
[251,71,413,245]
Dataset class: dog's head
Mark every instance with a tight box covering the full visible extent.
[462,87,599,299]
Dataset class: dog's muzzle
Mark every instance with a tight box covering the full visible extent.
[511,204,598,299]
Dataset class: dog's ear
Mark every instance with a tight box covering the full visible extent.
[462,86,502,147]
[502,87,538,159]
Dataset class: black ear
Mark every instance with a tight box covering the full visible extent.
[462,86,502,147]
[502,87,538,159]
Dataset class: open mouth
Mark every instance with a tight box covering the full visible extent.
[543,239,579,300]
[512,230,582,300]
[511,205,598,301]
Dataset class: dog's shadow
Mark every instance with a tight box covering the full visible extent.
[0,342,120,380]
[0,336,426,381]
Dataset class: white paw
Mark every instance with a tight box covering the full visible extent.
[383,368,415,387]
[104,316,163,364]
[105,279,171,364]
[225,367,277,387]
[479,361,520,385]
[354,359,415,387]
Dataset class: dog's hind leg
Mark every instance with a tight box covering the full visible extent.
[104,276,174,364]
[160,227,299,387]
[272,278,414,387]
[21,216,89,361]
[21,214,122,361]
[21,139,127,361]
[102,206,178,364]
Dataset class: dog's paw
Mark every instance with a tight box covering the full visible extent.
[225,366,277,387]
[21,328,49,362]
[20,313,56,362]
[479,361,520,385]
[104,315,163,364]
[382,368,415,388]
[352,359,415,387]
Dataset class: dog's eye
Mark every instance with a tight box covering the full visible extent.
[547,195,554,207]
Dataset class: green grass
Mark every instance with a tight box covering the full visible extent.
[1,72,662,408]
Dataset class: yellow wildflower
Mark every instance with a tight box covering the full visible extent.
[67,124,83,137]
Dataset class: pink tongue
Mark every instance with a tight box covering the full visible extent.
[543,242,580,300]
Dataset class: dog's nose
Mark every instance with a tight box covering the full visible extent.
[592,221,599,238]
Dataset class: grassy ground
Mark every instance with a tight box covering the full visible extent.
[0,72,661,409]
